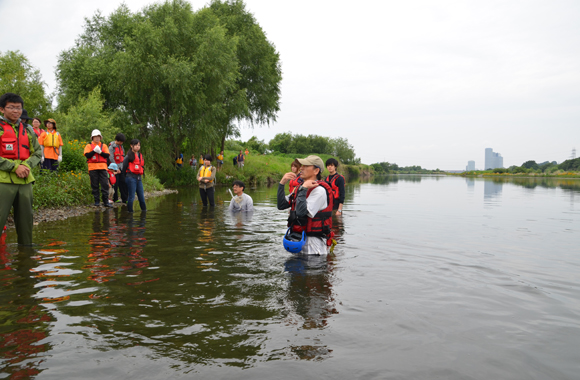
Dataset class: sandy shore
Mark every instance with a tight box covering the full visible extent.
[4,189,178,229]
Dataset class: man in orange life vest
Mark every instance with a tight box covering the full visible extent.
[0,93,42,245]
[277,155,333,255]
[84,129,112,207]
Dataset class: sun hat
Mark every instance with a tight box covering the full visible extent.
[108,163,118,171]
[20,109,31,121]
[91,129,102,138]
[44,118,57,129]
[296,155,324,171]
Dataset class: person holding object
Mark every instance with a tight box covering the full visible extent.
[122,139,147,213]
[38,118,63,171]
[228,180,253,212]
[109,133,128,203]
[0,93,42,245]
[197,154,216,206]
[288,159,304,194]
[324,158,345,214]
[277,155,334,255]
[84,129,111,207]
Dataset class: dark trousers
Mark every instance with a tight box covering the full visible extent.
[126,175,146,212]
[113,171,128,203]
[89,170,109,205]
[199,186,215,206]
[42,158,58,171]
[0,183,33,245]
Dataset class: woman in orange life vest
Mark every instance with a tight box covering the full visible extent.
[277,155,334,255]
[324,158,345,214]
[38,118,63,171]
[84,129,112,207]
[288,159,303,194]
[121,139,147,213]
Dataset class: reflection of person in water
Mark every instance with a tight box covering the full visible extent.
[283,255,338,359]
[0,246,52,378]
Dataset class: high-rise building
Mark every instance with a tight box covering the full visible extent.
[484,148,503,170]
[466,160,475,171]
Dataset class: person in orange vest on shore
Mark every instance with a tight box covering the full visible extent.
[84,129,112,207]
[0,93,42,245]
[38,118,63,171]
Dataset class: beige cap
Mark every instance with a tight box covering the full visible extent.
[296,155,324,171]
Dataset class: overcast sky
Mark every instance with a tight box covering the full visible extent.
[3,0,579,169]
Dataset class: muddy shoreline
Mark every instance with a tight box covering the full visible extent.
[4,189,178,230]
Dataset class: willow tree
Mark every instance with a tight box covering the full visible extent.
[57,0,279,169]
[208,0,282,152]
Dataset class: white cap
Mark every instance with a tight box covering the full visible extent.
[91,129,102,138]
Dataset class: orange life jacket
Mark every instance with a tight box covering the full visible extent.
[0,121,30,160]
[87,142,107,164]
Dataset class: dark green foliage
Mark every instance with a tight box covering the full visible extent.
[267,132,358,164]
[59,140,89,173]
[558,157,580,171]
[521,160,539,170]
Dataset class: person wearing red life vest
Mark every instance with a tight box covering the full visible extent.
[0,93,42,245]
[108,133,128,203]
[288,159,304,195]
[84,129,112,207]
[277,155,333,255]
[121,139,147,213]
[324,158,345,214]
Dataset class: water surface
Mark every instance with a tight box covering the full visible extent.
[1,176,579,379]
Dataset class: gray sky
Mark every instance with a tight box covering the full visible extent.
[3,0,579,169]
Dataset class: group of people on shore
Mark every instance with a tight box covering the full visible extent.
[0,92,147,245]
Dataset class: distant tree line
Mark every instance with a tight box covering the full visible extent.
[370,162,441,174]
[226,132,360,164]
[481,158,580,174]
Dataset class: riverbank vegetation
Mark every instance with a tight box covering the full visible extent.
[369,161,445,175]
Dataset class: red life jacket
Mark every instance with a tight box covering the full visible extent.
[288,177,304,195]
[288,181,333,238]
[0,121,31,160]
[326,173,344,200]
[112,145,124,164]
[87,142,107,164]
[108,170,117,185]
[128,153,144,175]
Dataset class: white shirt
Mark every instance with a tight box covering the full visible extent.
[229,193,254,212]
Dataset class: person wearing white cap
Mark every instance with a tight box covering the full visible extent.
[83,129,112,207]
[277,155,334,255]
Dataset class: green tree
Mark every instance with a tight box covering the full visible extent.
[209,0,282,151]
[268,132,292,153]
[521,160,539,170]
[331,137,357,164]
[56,87,115,144]
[56,0,279,170]
[0,50,53,120]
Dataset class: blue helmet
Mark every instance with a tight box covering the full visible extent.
[283,228,305,253]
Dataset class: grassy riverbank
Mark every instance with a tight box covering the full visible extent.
[32,168,165,210]
[157,151,372,187]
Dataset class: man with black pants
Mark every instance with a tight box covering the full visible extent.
[109,133,128,203]
[197,154,216,206]
[84,129,111,207]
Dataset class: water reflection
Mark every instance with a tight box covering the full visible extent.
[0,246,52,379]
[484,180,503,205]
[283,255,338,360]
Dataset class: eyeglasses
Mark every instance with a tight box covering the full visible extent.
[4,106,23,111]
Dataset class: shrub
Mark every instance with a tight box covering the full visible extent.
[32,168,92,209]
[59,139,88,172]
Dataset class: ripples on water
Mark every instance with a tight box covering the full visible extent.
[0,177,579,379]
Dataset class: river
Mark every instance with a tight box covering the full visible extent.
[1,175,579,379]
